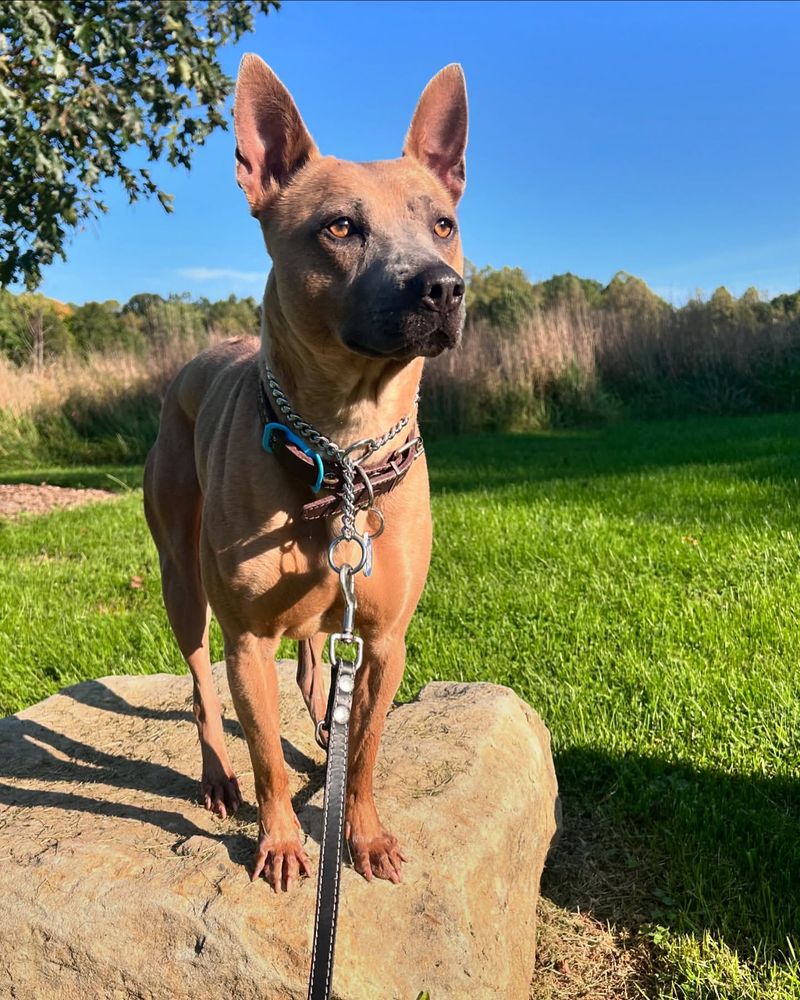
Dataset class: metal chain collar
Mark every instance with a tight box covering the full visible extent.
[262,359,418,543]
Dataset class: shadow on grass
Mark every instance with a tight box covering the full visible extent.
[426,412,800,494]
[545,746,800,963]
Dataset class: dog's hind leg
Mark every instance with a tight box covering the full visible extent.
[296,632,328,739]
[144,405,241,819]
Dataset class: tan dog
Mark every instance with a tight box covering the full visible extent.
[143,55,467,892]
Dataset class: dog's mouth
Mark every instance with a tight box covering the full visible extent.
[345,332,455,361]
[340,317,463,361]
[409,327,460,358]
[337,261,466,362]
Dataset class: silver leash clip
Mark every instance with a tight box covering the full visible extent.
[325,565,363,727]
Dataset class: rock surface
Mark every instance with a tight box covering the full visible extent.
[0,662,558,999]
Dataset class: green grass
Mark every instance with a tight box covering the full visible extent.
[2,412,800,998]
[0,464,144,490]
[0,388,162,472]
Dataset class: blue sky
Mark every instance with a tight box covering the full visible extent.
[33,0,800,306]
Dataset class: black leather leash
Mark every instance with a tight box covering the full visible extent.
[307,568,363,1000]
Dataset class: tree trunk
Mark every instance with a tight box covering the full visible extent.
[26,306,45,371]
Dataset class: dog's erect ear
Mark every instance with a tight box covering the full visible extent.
[403,64,468,205]
[233,55,318,214]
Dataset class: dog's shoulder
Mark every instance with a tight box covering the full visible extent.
[171,336,260,423]
[189,335,260,380]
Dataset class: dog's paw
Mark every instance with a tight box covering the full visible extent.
[346,820,408,884]
[252,822,312,892]
[201,771,242,819]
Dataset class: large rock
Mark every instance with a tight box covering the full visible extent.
[0,662,558,999]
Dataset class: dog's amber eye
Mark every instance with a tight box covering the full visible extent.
[434,218,454,239]
[327,218,352,239]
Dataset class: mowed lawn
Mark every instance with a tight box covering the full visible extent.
[2,413,800,999]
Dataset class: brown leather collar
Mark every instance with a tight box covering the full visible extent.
[257,377,424,521]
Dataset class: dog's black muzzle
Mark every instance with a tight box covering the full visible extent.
[340,262,465,360]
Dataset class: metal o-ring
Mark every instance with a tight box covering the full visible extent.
[327,535,368,575]
[365,507,385,539]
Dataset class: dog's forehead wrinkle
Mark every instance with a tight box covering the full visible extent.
[290,155,447,220]
[405,194,437,215]
[311,198,367,224]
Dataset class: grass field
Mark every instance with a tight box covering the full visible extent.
[2,413,799,998]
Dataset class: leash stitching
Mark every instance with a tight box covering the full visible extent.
[326,720,349,997]
[308,696,350,999]
[307,728,332,991]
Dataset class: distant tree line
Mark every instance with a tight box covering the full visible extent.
[465,262,800,332]
[424,265,800,432]
[0,290,259,368]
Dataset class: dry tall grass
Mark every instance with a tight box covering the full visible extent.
[425,308,604,432]
[1,304,799,469]
[0,330,227,468]
[425,301,800,430]
[0,333,219,419]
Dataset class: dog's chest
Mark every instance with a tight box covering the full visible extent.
[202,504,343,637]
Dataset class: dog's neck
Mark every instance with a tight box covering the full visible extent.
[259,278,423,456]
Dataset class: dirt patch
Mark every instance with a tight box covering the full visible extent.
[0,483,118,520]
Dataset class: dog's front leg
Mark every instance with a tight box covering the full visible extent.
[225,632,311,892]
[345,634,408,884]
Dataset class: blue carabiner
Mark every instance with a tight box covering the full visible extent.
[262,422,325,493]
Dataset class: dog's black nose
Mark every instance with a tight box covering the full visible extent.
[415,265,465,314]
